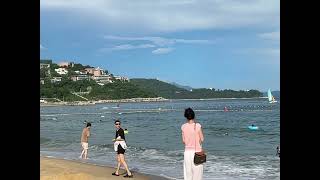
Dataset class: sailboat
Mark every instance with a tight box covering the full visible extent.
[268,89,277,103]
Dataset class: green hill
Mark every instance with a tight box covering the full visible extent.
[40,60,263,100]
[170,82,193,91]
[130,78,262,99]
[130,78,189,99]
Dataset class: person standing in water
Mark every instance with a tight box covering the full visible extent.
[80,122,91,159]
[112,120,133,178]
[224,106,228,112]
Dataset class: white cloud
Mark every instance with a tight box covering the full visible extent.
[41,0,279,32]
[258,31,280,41]
[152,48,174,54]
[40,44,46,50]
[101,35,212,54]
[104,35,213,46]
[99,44,155,52]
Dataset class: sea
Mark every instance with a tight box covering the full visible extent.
[40,98,280,180]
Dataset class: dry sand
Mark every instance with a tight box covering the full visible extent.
[40,157,168,180]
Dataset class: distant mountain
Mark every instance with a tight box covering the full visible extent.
[130,78,189,99]
[131,78,263,99]
[170,82,193,91]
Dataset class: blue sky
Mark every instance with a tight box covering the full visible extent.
[40,0,280,91]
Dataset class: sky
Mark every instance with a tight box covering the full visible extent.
[40,0,280,91]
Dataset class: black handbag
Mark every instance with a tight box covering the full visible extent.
[193,122,206,165]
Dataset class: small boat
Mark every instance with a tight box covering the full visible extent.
[268,89,277,103]
[248,125,259,130]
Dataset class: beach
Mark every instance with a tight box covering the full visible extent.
[41,156,168,180]
[41,99,280,179]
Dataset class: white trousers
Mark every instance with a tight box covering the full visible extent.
[184,150,203,180]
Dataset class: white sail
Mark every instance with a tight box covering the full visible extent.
[267,89,273,102]
[268,89,277,103]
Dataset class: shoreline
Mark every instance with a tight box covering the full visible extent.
[40,97,169,106]
[40,96,267,107]
[40,156,169,180]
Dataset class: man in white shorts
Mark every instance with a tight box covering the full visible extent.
[80,122,91,159]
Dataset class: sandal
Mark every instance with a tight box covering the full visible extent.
[112,172,119,176]
[123,174,133,178]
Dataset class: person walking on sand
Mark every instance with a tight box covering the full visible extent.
[80,122,91,159]
[112,120,133,178]
[181,108,204,180]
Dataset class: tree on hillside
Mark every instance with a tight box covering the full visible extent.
[69,63,85,71]
[40,68,50,78]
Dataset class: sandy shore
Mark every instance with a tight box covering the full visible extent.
[40,157,168,180]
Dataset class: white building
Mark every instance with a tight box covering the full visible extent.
[92,74,114,84]
[50,77,62,83]
[55,68,68,75]
[40,63,50,69]
[74,70,87,75]
[58,61,74,67]
[70,74,91,81]
[114,75,130,82]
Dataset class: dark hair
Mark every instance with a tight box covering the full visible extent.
[114,120,121,124]
[86,122,91,127]
[184,108,195,120]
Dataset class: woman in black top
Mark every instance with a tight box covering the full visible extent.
[112,120,133,178]
[115,126,126,154]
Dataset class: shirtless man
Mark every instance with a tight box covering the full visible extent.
[80,122,91,159]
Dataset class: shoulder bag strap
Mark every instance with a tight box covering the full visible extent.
[194,120,197,152]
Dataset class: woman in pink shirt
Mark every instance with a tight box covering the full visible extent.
[181,108,204,180]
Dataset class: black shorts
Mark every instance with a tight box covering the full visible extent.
[117,144,125,154]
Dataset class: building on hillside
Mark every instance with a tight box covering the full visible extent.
[50,77,62,83]
[40,63,50,69]
[94,67,105,76]
[85,67,105,76]
[70,74,91,81]
[40,63,51,76]
[74,70,87,75]
[114,75,130,82]
[58,61,74,68]
[55,68,68,75]
[84,67,95,75]
[92,74,113,84]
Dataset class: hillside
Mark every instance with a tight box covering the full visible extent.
[40,60,263,101]
[170,82,193,91]
[130,78,189,99]
[131,78,262,99]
